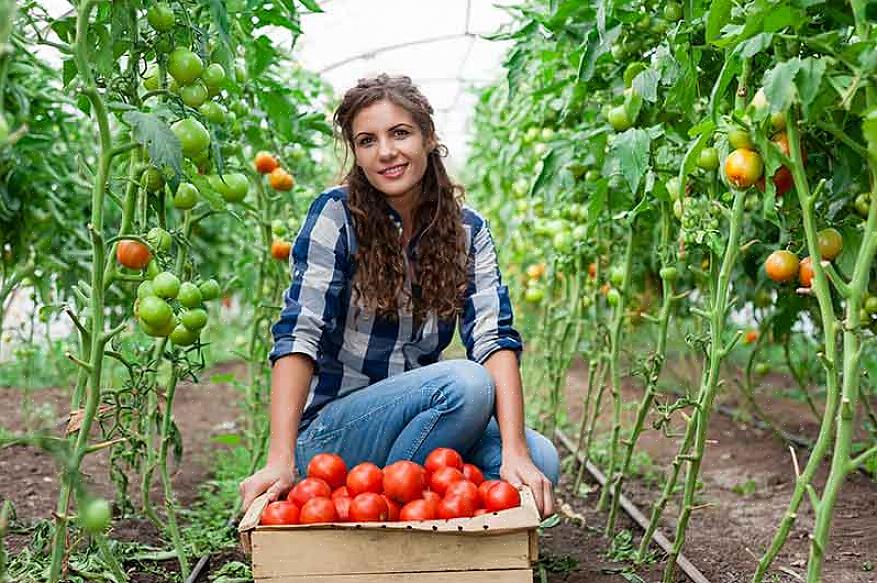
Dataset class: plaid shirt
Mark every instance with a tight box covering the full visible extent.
[269,186,523,428]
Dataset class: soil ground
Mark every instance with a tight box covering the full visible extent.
[1,358,875,582]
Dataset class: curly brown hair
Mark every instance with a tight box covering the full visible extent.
[333,74,469,323]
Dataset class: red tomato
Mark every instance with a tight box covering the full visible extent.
[462,464,484,485]
[484,482,521,512]
[307,453,348,490]
[260,501,300,525]
[349,492,389,522]
[381,494,401,521]
[346,462,383,496]
[333,495,351,522]
[425,448,464,473]
[400,499,437,521]
[478,480,501,506]
[429,466,465,496]
[445,480,480,508]
[288,477,331,508]
[383,460,426,504]
[331,486,349,500]
[438,494,476,519]
[422,490,442,514]
[299,497,338,524]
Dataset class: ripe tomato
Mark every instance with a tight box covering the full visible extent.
[269,167,294,191]
[438,494,476,519]
[483,482,521,512]
[254,151,280,174]
[444,480,480,508]
[477,480,501,507]
[288,477,332,508]
[307,453,347,490]
[724,149,764,189]
[764,250,800,283]
[332,495,351,522]
[146,2,175,32]
[331,486,349,500]
[422,490,442,513]
[799,257,814,287]
[346,462,383,496]
[742,330,759,345]
[299,497,338,524]
[425,448,464,473]
[462,464,484,485]
[381,494,401,521]
[348,492,389,522]
[260,501,300,525]
[817,228,843,261]
[400,499,437,521]
[383,460,426,504]
[168,48,203,85]
[171,118,210,157]
[271,239,292,261]
[116,240,151,270]
[588,262,597,279]
[429,466,465,496]
[474,508,489,517]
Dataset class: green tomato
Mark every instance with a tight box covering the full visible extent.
[754,289,773,308]
[146,227,172,253]
[524,287,544,304]
[234,61,248,84]
[553,230,573,253]
[181,81,208,108]
[177,282,203,308]
[167,48,203,85]
[663,1,682,21]
[138,296,173,328]
[770,111,787,131]
[143,66,161,91]
[728,128,753,150]
[153,271,181,299]
[198,101,225,124]
[198,279,221,301]
[754,362,770,376]
[697,147,719,171]
[607,288,621,307]
[215,173,249,203]
[80,498,111,534]
[609,267,624,287]
[173,182,199,210]
[136,281,156,299]
[141,167,164,192]
[170,324,200,346]
[171,118,210,157]
[659,266,679,282]
[201,63,226,89]
[146,2,175,32]
[855,193,871,217]
[181,307,208,330]
[865,296,877,315]
[572,224,588,240]
[607,106,632,132]
[540,128,555,141]
[146,258,161,279]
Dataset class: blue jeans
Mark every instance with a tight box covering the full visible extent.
[294,359,560,485]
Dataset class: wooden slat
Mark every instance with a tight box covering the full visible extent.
[255,568,534,583]
[252,528,531,578]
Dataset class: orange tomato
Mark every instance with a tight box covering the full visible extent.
[271,239,292,261]
[116,240,152,270]
[799,256,814,287]
[254,151,279,174]
[269,167,294,191]
[764,250,799,283]
[725,149,764,189]
[742,330,759,345]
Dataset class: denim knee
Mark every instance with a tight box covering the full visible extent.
[528,430,561,486]
[440,360,495,423]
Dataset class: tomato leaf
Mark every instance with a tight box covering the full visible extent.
[204,0,233,60]
[632,68,659,103]
[796,57,828,118]
[529,148,559,199]
[612,128,651,195]
[122,111,183,177]
[705,0,730,44]
[762,59,802,114]
[296,0,324,12]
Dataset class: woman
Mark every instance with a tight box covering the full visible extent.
[239,74,559,517]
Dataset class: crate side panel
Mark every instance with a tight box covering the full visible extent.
[254,568,534,583]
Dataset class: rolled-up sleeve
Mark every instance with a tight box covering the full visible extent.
[269,194,348,367]
[458,218,523,364]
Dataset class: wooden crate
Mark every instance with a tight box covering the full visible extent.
[238,487,541,582]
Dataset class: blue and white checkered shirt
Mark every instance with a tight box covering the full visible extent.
[269,186,523,428]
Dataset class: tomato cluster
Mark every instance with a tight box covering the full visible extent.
[260,448,522,526]
[764,228,844,288]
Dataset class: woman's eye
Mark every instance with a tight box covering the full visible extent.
[358,137,373,146]
[394,129,409,138]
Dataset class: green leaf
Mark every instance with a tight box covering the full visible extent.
[706,0,730,44]
[576,25,621,84]
[211,433,242,446]
[506,47,526,100]
[205,0,233,59]
[529,148,559,198]
[797,57,828,117]
[210,373,236,384]
[122,111,183,176]
[762,59,802,114]
[612,128,651,195]
[632,68,659,102]
[297,0,324,11]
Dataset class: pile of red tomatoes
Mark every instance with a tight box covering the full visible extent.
[260,448,522,525]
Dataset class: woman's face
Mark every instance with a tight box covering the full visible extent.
[351,99,433,202]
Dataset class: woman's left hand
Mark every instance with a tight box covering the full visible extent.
[499,451,555,518]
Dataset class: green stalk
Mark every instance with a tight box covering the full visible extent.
[751,110,843,582]
[663,188,746,583]
[575,356,609,491]
[606,205,675,533]
[95,534,127,582]
[48,3,113,580]
[140,338,167,531]
[158,364,189,580]
[597,220,635,511]
[783,338,822,422]
[547,260,583,437]
[572,357,600,491]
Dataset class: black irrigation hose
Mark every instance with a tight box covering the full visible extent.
[554,428,712,583]
[184,513,239,583]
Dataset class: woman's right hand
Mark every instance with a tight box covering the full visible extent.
[239,461,296,514]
